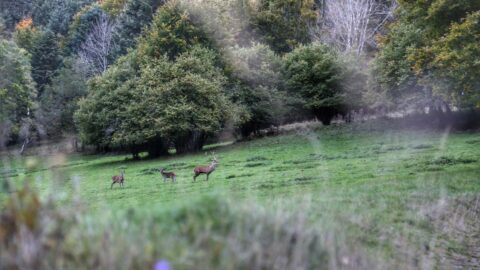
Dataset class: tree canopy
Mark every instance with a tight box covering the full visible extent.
[283,44,344,125]
[374,0,480,109]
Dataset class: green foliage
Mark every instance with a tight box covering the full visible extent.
[14,21,64,97]
[76,46,231,156]
[38,58,88,136]
[228,43,285,136]
[410,11,480,108]
[76,0,232,155]
[0,18,6,38]
[137,0,212,61]
[99,0,129,17]
[75,53,140,152]
[0,0,32,31]
[65,4,106,54]
[0,40,36,144]
[110,0,165,59]
[338,53,368,112]
[138,47,231,153]
[375,0,480,109]
[283,44,344,125]
[32,0,95,35]
[30,30,62,94]
[398,0,480,36]
[373,22,424,103]
[247,0,317,54]
[13,21,42,54]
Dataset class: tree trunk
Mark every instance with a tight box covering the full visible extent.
[175,132,206,154]
[314,108,336,125]
[147,139,169,158]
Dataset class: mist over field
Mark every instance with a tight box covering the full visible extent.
[1,0,479,269]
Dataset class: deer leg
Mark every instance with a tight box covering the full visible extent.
[206,173,209,181]
[193,173,198,182]
[111,182,115,189]
[173,176,176,182]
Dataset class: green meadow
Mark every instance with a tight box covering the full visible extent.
[2,124,480,269]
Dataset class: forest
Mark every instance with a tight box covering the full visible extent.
[1,0,478,156]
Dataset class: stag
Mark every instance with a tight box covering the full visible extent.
[193,156,219,181]
[160,168,176,182]
[111,169,125,189]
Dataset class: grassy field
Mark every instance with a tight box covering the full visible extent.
[1,123,480,269]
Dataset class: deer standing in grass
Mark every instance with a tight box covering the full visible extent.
[160,168,176,182]
[193,156,219,181]
[111,169,125,189]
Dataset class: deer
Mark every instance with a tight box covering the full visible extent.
[193,155,219,181]
[111,169,125,189]
[159,168,176,182]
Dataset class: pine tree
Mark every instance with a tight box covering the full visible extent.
[31,30,62,95]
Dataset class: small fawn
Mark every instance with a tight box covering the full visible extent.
[111,169,125,189]
[193,156,219,181]
[160,168,176,182]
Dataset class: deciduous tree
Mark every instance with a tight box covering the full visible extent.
[78,12,117,76]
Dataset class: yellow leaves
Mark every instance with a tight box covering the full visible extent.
[100,0,128,16]
[375,34,389,47]
[300,0,317,20]
[15,17,33,31]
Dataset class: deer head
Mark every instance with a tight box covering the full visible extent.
[211,153,219,167]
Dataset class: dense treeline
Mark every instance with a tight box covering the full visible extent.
[0,0,478,157]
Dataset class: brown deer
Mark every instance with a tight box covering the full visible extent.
[193,156,219,181]
[111,169,125,189]
[160,168,176,182]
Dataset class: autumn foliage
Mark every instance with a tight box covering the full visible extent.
[15,17,33,30]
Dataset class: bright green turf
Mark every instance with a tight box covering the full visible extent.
[1,125,480,261]
[2,127,480,210]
